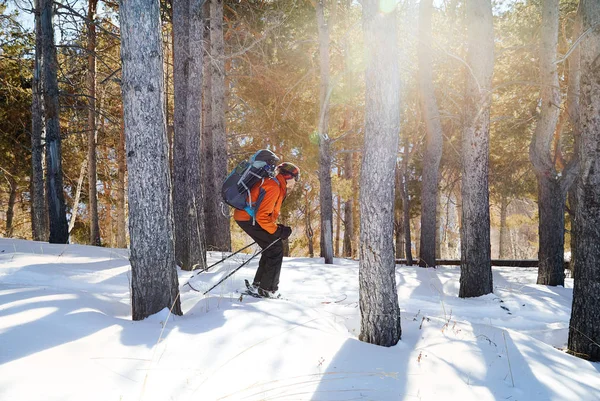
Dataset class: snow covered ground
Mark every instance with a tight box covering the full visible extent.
[0,237,598,401]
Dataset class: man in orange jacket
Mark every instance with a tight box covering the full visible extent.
[234,162,300,298]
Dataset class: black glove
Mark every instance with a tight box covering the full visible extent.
[276,224,292,240]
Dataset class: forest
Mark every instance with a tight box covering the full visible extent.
[0,0,599,359]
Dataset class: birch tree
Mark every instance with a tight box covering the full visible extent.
[119,0,182,319]
[359,0,402,346]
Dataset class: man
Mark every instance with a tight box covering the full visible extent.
[234,162,300,298]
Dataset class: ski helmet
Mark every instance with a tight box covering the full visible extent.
[253,149,280,167]
[277,162,300,182]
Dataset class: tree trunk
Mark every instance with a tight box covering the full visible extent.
[119,0,182,319]
[41,0,69,244]
[335,194,341,257]
[5,174,17,237]
[417,0,443,268]
[529,0,578,286]
[116,104,127,248]
[566,9,581,274]
[401,145,413,266]
[31,0,47,242]
[209,0,231,251]
[316,0,334,264]
[201,0,214,250]
[359,0,402,347]
[68,158,87,235]
[173,0,207,270]
[394,160,405,259]
[342,152,354,257]
[305,192,314,258]
[568,0,600,362]
[87,0,100,246]
[459,0,494,298]
[499,195,510,259]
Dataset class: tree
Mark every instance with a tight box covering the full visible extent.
[41,0,69,244]
[417,0,443,268]
[120,0,182,320]
[529,0,577,286]
[31,0,47,241]
[209,0,231,252]
[173,0,206,270]
[87,0,100,246]
[316,0,334,264]
[568,0,600,362]
[459,0,494,298]
[358,0,402,347]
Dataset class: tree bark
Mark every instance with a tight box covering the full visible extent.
[41,0,69,244]
[567,10,581,273]
[568,0,600,362]
[459,0,494,298]
[68,157,87,235]
[316,0,334,264]
[401,144,413,266]
[31,0,47,242]
[201,0,214,250]
[173,0,207,270]
[5,174,17,237]
[499,195,510,259]
[209,0,231,251]
[335,194,341,257]
[116,104,127,248]
[342,152,354,257]
[359,0,402,346]
[529,0,577,286]
[87,0,101,246]
[305,191,314,258]
[119,0,182,319]
[394,161,405,259]
[417,0,443,268]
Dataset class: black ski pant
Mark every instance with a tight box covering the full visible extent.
[236,220,283,291]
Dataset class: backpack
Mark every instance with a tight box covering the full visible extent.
[221,149,280,217]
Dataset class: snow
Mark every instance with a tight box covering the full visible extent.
[0,238,598,401]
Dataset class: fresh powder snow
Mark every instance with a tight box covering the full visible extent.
[1,238,599,401]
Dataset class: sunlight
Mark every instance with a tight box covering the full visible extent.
[379,0,399,14]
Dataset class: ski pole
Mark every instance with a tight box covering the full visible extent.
[190,241,257,273]
[202,238,281,295]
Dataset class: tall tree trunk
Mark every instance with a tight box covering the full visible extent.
[5,174,17,237]
[31,0,47,242]
[201,0,214,250]
[499,194,511,259]
[359,0,402,347]
[530,0,578,286]
[459,0,494,298]
[119,0,182,319]
[417,0,443,268]
[566,10,581,274]
[87,0,100,246]
[394,161,405,259]
[41,0,69,244]
[116,104,127,248]
[335,194,341,257]
[68,158,87,235]
[305,191,314,258]
[568,0,600,362]
[401,144,413,266]
[316,0,334,264]
[342,152,354,257]
[209,0,231,251]
[173,0,207,270]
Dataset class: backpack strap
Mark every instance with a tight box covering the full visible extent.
[247,177,280,225]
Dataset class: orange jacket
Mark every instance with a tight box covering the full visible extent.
[233,174,287,234]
